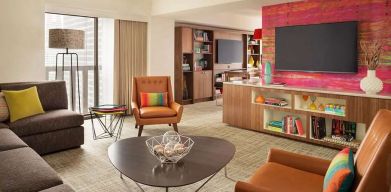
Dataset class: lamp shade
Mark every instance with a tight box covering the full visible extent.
[253,28,262,40]
[49,29,85,49]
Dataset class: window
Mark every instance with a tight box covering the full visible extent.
[45,13,114,114]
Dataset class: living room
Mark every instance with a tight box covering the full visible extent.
[0,0,390,192]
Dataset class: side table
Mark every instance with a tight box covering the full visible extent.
[89,104,127,141]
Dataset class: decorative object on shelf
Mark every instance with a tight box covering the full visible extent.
[194,47,201,53]
[318,103,325,111]
[255,95,265,103]
[325,104,346,116]
[253,28,262,40]
[248,56,255,67]
[146,131,194,164]
[309,96,317,110]
[49,29,85,112]
[199,58,208,69]
[264,61,272,84]
[302,95,309,101]
[359,40,384,95]
[360,70,383,95]
[255,60,259,68]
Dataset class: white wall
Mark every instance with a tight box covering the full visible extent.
[148,17,176,81]
[0,0,45,83]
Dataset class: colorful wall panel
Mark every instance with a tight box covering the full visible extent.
[262,0,391,93]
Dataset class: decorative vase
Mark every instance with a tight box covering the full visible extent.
[360,70,383,95]
[264,61,272,84]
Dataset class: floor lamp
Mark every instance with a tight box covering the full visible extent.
[49,29,85,112]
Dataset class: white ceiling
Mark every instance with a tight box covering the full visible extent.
[152,0,300,30]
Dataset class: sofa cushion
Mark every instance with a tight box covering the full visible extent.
[140,106,176,118]
[40,184,75,192]
[3,86,45,122]
[0,81,68,111]
[249,162,324,192]
[0,147,63,192]
[9,109,84,137]
[0,92,10,122]
[0,128,28,151]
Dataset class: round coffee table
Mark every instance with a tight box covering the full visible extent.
[108,136,235,192]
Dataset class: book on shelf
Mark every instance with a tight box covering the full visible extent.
[274,116,303,136]
[331,119,357,142]
[295,119,304,135]
[182,64,191,71]
[264,97,288,107]
[311,116,326,139]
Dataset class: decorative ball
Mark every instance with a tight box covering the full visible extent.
[163,131,181,144]
[153,145,165,156]
[255,95,265,103]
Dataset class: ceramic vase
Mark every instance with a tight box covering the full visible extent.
[264,61,272,84]
[360,70,383,95]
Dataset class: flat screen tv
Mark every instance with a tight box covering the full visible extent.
[216,39,243,64]
[275,21,358,73]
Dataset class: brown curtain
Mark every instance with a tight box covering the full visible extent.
[114,20,147,114]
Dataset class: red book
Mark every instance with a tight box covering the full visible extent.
[295,119,304,135]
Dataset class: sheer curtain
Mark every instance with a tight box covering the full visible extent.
[114,20,147,114]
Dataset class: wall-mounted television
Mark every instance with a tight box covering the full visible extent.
[275,21,358,73]
[216,39,243,64]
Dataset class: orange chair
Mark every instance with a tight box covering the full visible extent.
[235,109,391,192]
[131,76,183,137]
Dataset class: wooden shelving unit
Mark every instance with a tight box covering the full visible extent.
[243,34,261,69]
[223,83,391,151]
[174,27,214,105]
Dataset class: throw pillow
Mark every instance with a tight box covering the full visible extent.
[3,86,45,122]
[323,148,355,192]
[0,92,10,122]
[140,92,168,107]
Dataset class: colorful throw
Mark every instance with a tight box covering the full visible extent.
[323,148,355,192]
[140,92,168,107]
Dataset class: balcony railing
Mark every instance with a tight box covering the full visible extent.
[45,65,101,114]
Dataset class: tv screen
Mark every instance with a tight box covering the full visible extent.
[216,39,243,64]
[275,21,358,73]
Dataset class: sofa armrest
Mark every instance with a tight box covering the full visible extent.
[170,102,183,121]
[267,148,331,176]
[235,181,271,192]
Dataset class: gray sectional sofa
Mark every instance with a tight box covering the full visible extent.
[0,81,83,192]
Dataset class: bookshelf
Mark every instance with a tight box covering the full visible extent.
[243,34,261,69]
[222,82,391,151]
[174,27,214,105]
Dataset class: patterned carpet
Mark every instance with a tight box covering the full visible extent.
[43,101,338,192]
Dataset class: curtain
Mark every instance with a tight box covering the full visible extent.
[114,20,147,114]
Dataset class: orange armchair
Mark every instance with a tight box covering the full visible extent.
[235,109,391,192]
[131,76,183,137]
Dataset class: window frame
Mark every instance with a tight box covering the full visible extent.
[45,12,100,112]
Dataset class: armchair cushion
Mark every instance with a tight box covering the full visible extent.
[247,162,324,192]
[140,92,168,107]
[140,107,177,118]
[323,148,354,192]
